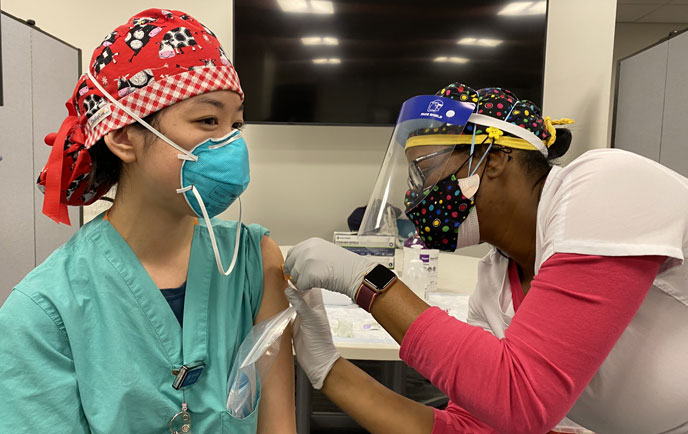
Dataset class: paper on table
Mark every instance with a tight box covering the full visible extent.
[326,305,397,345]
[324,294,471,346]
[425,293,470,322]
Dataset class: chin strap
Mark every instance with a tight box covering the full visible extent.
[188,185,242,276]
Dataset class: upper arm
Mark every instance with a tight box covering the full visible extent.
[255,235,289,323]
[255,236,296,434]
[0,291,89,433]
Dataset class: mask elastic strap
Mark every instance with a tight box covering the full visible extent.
[503,99,520,122]
[469,99,517,175]
[189,185,242,276]
[468,126,478,174]
[471,99,517,176]
[467,99,482,173]
[469,140,494,177]
[85,72,197,162]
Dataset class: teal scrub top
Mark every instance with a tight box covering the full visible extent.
[0,213,269,433]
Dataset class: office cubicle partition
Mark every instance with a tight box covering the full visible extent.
[613,27,688,178]
[0,12,81,304]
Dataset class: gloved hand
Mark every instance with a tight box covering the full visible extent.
[285,287,340,389]
[284,238,377,300]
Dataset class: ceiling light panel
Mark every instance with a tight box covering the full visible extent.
[302,36,339,45]
[309,0,335,14]
[434,56,469,64]
[498,1,546,16]
[458,37,503,47]
[277,0,309,13]
[278,0,335,14]
[313,58,341,64]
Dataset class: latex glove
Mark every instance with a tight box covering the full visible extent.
[285,287,340,389]
[284,238,377,300]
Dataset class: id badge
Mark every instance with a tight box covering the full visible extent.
[172,362,205,390]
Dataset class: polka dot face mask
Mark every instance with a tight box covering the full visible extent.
[404,173,479,251]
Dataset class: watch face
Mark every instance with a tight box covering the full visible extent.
[364,265,397,291]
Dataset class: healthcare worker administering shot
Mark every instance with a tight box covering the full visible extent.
[285,83,688,434]
[0,9,296,433]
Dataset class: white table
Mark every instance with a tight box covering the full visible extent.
[326,292,472,360]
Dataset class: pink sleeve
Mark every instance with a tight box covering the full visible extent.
[400,253,664,434]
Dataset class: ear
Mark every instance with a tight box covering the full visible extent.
[483,147,510,180]
[103,126,137,164]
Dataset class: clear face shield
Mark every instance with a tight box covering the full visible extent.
[358,95,475,243]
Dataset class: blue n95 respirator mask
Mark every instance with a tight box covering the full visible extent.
[177,130,250,219]
[176,130,250,277]
[87,72,248,276]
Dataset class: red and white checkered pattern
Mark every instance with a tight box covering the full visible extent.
[85,65,242,148]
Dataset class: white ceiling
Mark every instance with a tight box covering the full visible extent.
[617,0,688,23]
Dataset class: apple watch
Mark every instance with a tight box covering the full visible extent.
[355,264,398,312]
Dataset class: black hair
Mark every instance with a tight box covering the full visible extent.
[514,128,572,183]
[89,112,161,195]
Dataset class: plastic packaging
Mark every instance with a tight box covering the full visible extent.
[404,258,429,299]
[226,306,296,418]
[549,417,597,434]
[332,317,354,338]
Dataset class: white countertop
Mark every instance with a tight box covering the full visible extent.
[325,292,471,360]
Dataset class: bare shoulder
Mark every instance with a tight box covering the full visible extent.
[256,235,288,323]
[260,235,284,271]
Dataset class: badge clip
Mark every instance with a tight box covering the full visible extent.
[172,362,205,390]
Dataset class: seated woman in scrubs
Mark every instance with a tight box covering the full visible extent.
[0,9,295,434]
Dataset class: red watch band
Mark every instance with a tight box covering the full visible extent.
[354,265,398,312]
[355,283,378,312]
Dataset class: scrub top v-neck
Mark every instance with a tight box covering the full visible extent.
[162,282,187,326]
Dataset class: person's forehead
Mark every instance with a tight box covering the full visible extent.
[183,90,243,112]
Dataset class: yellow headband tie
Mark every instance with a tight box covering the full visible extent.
[544,116,575,147]
[405,117,575,152]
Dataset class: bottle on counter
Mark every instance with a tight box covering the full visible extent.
[402,232,439,297]
[403,258,429,299]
